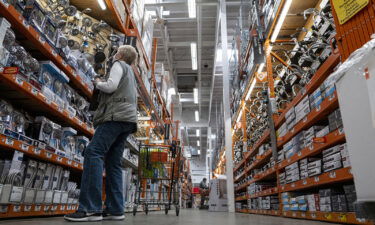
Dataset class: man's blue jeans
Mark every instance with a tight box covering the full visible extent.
[78,121,135,214]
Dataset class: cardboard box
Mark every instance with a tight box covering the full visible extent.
[308,167,322,177]
[307,160,322,169]
[323,152,342,163]
[295,96,310,113]
[316,126,330,137]
[320,204,332,212]
[322,145,340,157]
[285,162,299,172]
[323,160,342,172]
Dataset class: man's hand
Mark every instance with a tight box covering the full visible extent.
[92,77,102,86]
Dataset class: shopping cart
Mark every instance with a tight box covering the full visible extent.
[132,143,181,216]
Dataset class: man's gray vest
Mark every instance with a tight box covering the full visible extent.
[93,61,138,127]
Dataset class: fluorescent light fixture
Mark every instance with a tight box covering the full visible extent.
[162,10,170,16]
[97,0,107,10]
[195,110,199,122]
[270,0,293,42]
[188,0,196,18]
[211,134,216,139]
[180,126,184,130]
[193,88,199,104]
[196,129,200,137]
[197,141,200,147]
[148,10,157,16]
[245,79,257,101]
[191,42,197,70]
[257,63,265,74]
[319,0,329,9]
[198,149,201,154]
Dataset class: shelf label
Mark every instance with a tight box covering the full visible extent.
[38,36,46,44]
[46,152,52,158]
[316,105,321,112]
[31,87,39,96]
[303,117,307,123]
[6,138,14,146]
[15,77,23,86]
[35,205,41,211]
[74,162,79,167]
[61,205,65,211]
[51,205,57,211]
[13,205,21,212]
[44,205,50,211]
[22,19,30,29]
[292,212,296,217]
[309,144,314,151]
[24,205,32,212]
[339,127,344,135]
[329,171,336,178]
[291,128,295,133]
[51,50,57,57]
[325,213,333,220]
[332,0,369,25]
[303,179,307,185]
[67,205,72,210]
[329,94,335,101]
[339,214,348,222]
[57,157,63,162]
[301,213,306,217]
[314,176,320,182]
[0,0,9,8]
[57,106,64,113]
[311,213,316,218]
[34,148,41,155]
[21,144,30,151]
[67,160,72,165]
[283,212,287,216]
[291,183,295,188]
[0,205,8,213]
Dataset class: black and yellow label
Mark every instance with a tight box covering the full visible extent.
[332,0,369,24]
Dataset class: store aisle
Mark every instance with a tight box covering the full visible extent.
[0,210,336,225]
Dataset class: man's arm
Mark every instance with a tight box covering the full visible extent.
[95,62,123,94]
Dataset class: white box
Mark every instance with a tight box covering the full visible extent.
[9,186,24,203]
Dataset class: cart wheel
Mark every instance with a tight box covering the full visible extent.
[165,206,169,215]
[133,205,137,216]
[145,205,148,215]
[176,205,180,216]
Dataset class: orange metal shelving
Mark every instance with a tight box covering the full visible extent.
[0,2,93,98]
[0,204,78,219]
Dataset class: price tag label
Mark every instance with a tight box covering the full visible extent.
[283,212,287,216]
[303,117,307,123]
[0,0,10,8]
[292,212,296,217]
[72,72,77,77]
[31,87,39,96]
[298,151,302,157]
[13,205,21,212]
[46,98,52,105]
[15,77,23,86]
[58,107,64,113]
[339,127,344,135]
[281,186,285,190]
[314,176,320,182]
[67,160,72,165]
[61,205,65,211]
[291,183,295,188]
[22,19,30,29]
[0,205,7,213]
[301,87,306,95]
[51,205,57,211]
[39,36,46,44]
[62,61,67,67]
[67,205,72,210]
[291,128,295,133]
[35,205,41,211]
[329,171,336,178]
[311,213,316,218]
[21,144,30,151]
[74,163,79,167]
[46,152,52,158]
[349,168,353,174]
[309,144,314,151]
[34,148,41,155]
[329,94,335,101]
[24,205,32,212]
[316,105,321,112]
[287,159,291,163]
[6,138,14,146]
[57,157,63,162]
[301,213,306,217]
[51,50,57,57]
[44,205,50,211]
[303,179,307,185]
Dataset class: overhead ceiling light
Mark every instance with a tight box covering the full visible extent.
[270,0,293,42]
[319,0,329,9]
[211,134,216,139]
[245,79,257,101]
[197,140,200,147]
[196,129,200,137]
[188,0,196,18]
[97,0,107,10]
[191,42,198,70]
[257,63,265,74]
[180,126,184,130]
[162,10,170,16]
[198,149,201,154]
[193,88,199,104]
[169,88,176,96]
[148,10,157,16]
[195,110,199,122]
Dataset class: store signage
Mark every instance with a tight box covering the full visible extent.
[256,72,267,82]
[332,0,369,24]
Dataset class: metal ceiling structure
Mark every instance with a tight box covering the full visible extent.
[146,0,250,177]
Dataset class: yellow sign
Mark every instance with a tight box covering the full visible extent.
[256,72,267,82]
[332,0,369,24]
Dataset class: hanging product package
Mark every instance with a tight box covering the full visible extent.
[332,37,375,220]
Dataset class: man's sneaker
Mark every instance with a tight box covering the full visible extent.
[103,212,125,221]
[64,211,103,222]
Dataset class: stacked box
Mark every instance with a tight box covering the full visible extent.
[277,122,287,138]
[285,162,299,183]
[295,96,310,123]
[308,159,322,177]
[310,86,325,110]
[299,158,319,179]
[323,74,337,99]
[307,194,320,211]
[331,194,348,212]
[319,188,342,212]
[339,143,351,168]
[304,126,325,147]
[343,185,357,212]
[277,150,285,163]
[285,107,296,131]
[281,192,293,211]
[279,172,286,185]
[283,132,304,159]
[323,151,342,172]
[328,109,343,132]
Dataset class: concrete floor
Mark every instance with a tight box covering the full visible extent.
[0,209,339,225]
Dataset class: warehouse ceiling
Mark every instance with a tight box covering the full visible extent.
[146,0,248,163]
